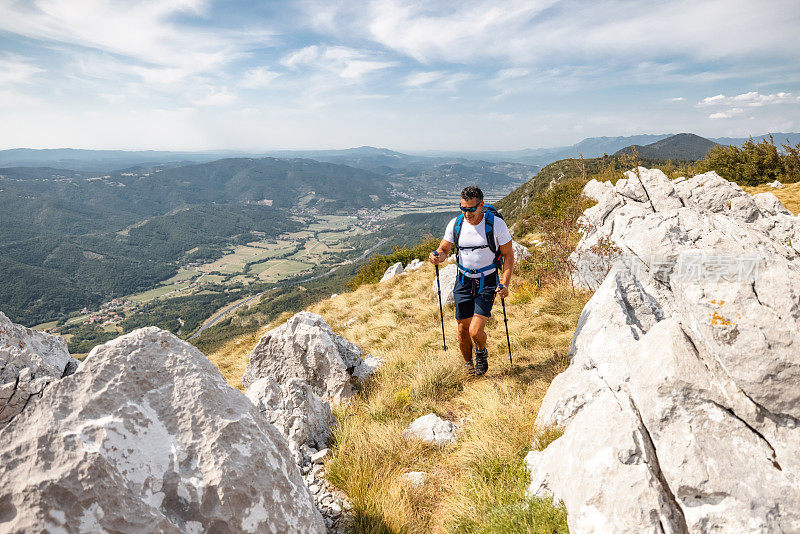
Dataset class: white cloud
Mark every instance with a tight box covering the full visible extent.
[670,97,685,102]
[404,71,471,91]
[699,91,796,108]
[304,0,800,68]
[0,54,43,86]
[190,86,236,107]
[241,67,280,88]
[0,0,274,82]
[281,45,395,80]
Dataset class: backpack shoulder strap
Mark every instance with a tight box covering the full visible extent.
[454,214,464,245]
[484,210,496,254]
[454,214,464,260]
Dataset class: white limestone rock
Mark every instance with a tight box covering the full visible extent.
[245,376,335,463]
[242,311,369,404]
[405,258,424,271]
[532,168,800,533]
[582,178,613,202]
[0,327,325,533]
[431,263,458,306]
[511,240,531,263]
[380,262,404,282]
[404,413,458,446]
[768,179,784,188]
[352,354,383,382]
[0,311,78,427]
[753,191,792,216]
[672,170,749,213]
[400,471,428,490]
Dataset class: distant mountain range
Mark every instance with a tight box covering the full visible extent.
[3,132,797,171]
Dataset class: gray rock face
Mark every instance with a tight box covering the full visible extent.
[432,263,458,306]
[405,258,424,271]
[0,311,78,427]
[242,311,374,404]
[246,376,335,463]
[380,262,404,282]
[571,168,800,290]
[530,169,800,533]
[511,240,531,263]
[243,312,374,533]
[0,327,325,533]
[404,413,459,446]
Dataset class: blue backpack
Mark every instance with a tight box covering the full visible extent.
[454,204,505,291]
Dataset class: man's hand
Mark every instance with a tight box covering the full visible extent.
[429,251,444,265]
[496,283,509,299]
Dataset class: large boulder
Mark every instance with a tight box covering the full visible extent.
[431,263,458,306]
[246,376,335,463]
[0,327,325,533]
[242,311,374,404]
[0,311,78,427]
[529,169,800,532]
[380,262,404,282]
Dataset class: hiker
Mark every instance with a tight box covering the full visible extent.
[429,185,513,375]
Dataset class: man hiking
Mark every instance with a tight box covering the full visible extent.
[429,185,514,376]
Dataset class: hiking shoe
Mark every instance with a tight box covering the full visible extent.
[464,360,476,375]
[475,348,488,376]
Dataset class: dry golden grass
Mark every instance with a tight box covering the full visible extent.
[203,258,586,533]
[744,182,800,215]
[309,265,587,533]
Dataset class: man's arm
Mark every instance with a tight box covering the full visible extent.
[496,240,514,298]
[429,239,453,264]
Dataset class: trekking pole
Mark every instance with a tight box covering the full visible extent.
[433,252,447,351]
[501,298,512,366]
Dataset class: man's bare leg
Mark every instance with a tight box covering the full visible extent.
[468,314,488,350]
[457,317,473,363]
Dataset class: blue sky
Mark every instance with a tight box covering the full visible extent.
[1,0,799,151]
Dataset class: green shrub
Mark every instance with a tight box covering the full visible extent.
[348,234,440,289]
[695,136,800,186]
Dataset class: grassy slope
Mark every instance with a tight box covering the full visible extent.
[202,167,800,533]
[208,255,588,533]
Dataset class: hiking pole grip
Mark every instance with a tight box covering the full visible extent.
[501,298,512,366]
[433,252,447,351]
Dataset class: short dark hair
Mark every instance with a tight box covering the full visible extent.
[461,185,484,202]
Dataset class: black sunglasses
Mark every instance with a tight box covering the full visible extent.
[460,205,481,213]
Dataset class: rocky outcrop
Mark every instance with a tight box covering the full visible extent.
[528,169,800,533]
[0,311,78,427]
[432,263,458,306]
[0,327,325,533]
[242,311,375,404]
[405,258,424,271]
[571,169,800,290]
[380,262,404,282]
[243,312,379,533]
[404,413,459,446]
[246,376,335,462]
[512,240,531,263]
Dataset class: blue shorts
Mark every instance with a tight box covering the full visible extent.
[453,270,499,320]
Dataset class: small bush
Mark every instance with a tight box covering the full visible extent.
[349,234,440,289]
[695,135,800,186]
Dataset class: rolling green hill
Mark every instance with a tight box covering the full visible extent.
[0,157,395,325]
[614,133,717,161]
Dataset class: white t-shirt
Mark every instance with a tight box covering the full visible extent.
[443,214,512,277]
